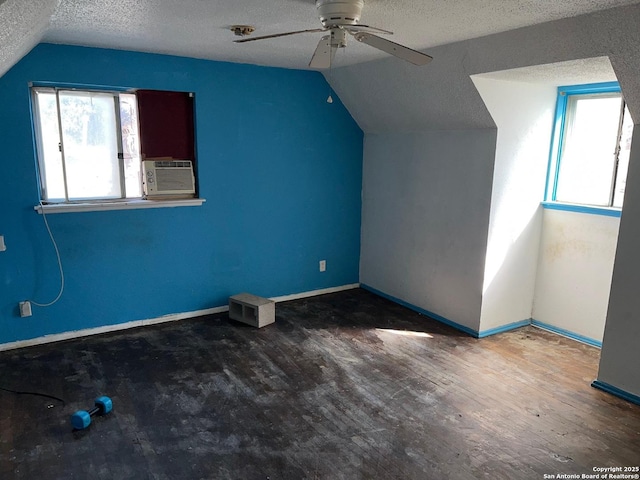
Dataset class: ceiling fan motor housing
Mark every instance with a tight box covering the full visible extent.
[316,0,364,27]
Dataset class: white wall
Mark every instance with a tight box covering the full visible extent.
[332,4,640,397]
[598,125,640,396]
[472,77,556,332]
[533,209,620,342]
[360,130,496,332]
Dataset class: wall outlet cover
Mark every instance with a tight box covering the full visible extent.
[19,301,32,317]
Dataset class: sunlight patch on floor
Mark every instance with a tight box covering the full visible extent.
[376,328,433,338]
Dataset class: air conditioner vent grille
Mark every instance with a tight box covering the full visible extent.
[142,160,196,197]
[154,160,192,168]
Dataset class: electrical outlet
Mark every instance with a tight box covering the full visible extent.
[19,301,32,317]
[319,260,326,272]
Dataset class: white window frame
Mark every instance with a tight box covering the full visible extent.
[32,86,140,203]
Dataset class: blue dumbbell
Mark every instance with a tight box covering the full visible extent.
[71,396,113,430]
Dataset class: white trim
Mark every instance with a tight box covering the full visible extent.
[35,198,206,214]
[0,284,360,352]
[270,283,360,303]
[0,306,228,352]
[140,306,229,326]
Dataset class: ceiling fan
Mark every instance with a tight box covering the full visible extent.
[233,0,433,69]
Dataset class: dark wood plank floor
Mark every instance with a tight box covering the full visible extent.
[1,288,639,479]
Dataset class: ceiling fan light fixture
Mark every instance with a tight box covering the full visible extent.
[316,0,364,28]
[234,0,432,69]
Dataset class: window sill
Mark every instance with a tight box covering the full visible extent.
[541,201,621,218]
[35,198,206,214]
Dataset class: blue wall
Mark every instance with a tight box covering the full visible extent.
[0,44,363,344]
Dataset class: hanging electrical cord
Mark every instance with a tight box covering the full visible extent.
[326,50,334,103]
[0,386,66,406]
[29,201,65,307]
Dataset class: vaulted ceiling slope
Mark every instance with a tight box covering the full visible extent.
[0,0,57,77]
[328,3,640,133]
[2,0,640,79]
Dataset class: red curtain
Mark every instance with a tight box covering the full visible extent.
[137,90,195,161]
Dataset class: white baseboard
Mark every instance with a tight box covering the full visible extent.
[270,283,360,303]
[0,305,229,353]
[0,283,360,352]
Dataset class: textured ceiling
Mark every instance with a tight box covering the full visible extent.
[473,57,617,86]
[0,0,58,77]
[0,0,639,78]
[326,4,640,133]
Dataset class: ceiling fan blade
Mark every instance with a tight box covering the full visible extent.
[309,35,336,69]
[352,32,432,66]
[234,28,326,43]
[346,24,393,35]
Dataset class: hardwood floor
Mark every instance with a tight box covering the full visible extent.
[1,288,638,479]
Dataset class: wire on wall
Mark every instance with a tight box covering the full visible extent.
[29,201,65,307]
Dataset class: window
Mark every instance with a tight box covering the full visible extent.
[31,86,197,205]
[546,82,633,209]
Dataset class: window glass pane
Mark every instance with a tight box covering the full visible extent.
[58,91,121,200]
[612,104,633,208]
[35,91,66,201]
[555,94,622,206]
[119,93,142,198]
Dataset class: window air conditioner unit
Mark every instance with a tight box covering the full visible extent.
[142,160,196,198]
